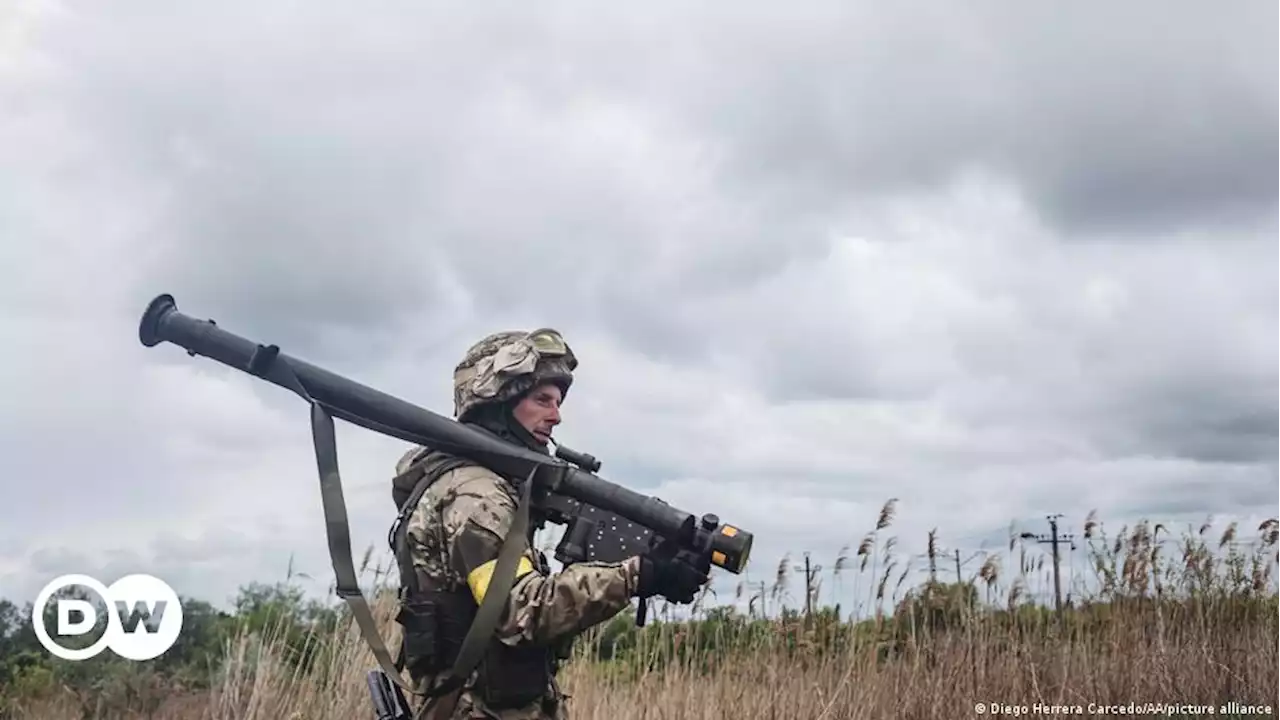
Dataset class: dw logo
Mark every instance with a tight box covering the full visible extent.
[32,574,184,661]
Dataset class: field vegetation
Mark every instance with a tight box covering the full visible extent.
[2,502,1276,719]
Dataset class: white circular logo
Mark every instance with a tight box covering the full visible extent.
[32,574,183,661]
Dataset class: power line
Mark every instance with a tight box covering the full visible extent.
[1021,514,1077,619]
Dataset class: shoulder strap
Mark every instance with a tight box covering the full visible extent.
[310,399,410,692]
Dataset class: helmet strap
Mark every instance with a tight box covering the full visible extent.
[466,400,548,455]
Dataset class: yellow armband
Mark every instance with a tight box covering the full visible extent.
[466,556,535,604]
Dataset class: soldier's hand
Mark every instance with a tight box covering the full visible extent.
[635,554,709,604]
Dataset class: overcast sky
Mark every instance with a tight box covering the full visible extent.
[2,1,1276,620]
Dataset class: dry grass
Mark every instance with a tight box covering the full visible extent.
[7,504,1277,720]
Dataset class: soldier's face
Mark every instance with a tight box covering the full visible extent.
[512,383,563,446]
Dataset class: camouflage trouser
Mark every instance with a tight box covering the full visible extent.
[413,685,567,720]
[446,689,567,720]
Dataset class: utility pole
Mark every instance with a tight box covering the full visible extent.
[1020,514,1077,619]
[805,554,813,617]
[793,552,822,626]
[949,549,985,583]
[926,529,939,585]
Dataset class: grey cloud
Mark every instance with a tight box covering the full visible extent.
[665,1,1278,236]
[2,1,1275,617]
[1132,472,1278,519]
[31,0,1272,382]
[150,529,260,567]
[27,547,93,577]
[1110,381,1280,465]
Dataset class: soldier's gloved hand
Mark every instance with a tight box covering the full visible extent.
[635,554,709,604]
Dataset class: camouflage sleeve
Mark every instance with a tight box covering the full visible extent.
[441,468,640,646]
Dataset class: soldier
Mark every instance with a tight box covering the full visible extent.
[389,328,708,719]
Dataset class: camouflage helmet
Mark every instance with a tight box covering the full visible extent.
[452,327,578,422]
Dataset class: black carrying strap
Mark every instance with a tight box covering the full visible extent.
[249,345,537,706]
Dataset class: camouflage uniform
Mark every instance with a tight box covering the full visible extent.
[392,329,641,719]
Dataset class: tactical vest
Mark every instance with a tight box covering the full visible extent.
[388,450,566,712]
